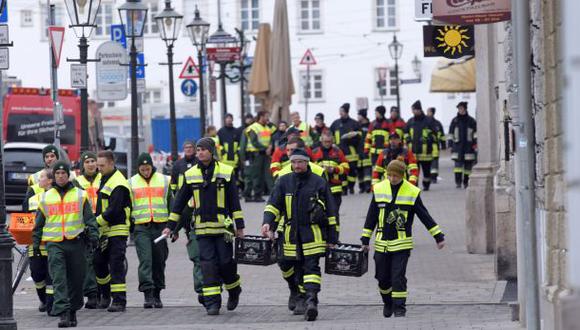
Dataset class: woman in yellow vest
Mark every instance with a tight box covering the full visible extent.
[32,161,99,328]
[361,160,445,318]
[129,152,172,309]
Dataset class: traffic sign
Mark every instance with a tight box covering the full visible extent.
[0,25,9,44]
[111,24,127,48]
[181,79,198,97]
[300,49,317,65]
[96,41,128,101]
[0,3,7,23]
[129,53,145,79]
[179,57,199,79]
[206,47,241,63]
[415,0,432,21]
[0,48,9,70]
[70,64,87,88]
[48,26,65,68]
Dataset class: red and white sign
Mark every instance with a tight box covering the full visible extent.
[48,26,65,68]
[433,0,511,25]
[206,47,241,63]
[300,49,317,65]
[179,56,199,79]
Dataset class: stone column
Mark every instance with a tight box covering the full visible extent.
[465,24,499,254]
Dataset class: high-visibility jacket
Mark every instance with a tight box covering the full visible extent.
[39,187,87,242]
[129,172,170,224]
[365,119,391,156]
[448,113,477,162]
[74,173,102,213]
[245,122,272,152]
[404,114,439,162]
[372,147,419,185]
[276,161,327,180]
[361,179,444,253]
[330,117,362,163]
[96,170,131,237]
[27,188,48,257]
[168,161,244,236]
[291,121,314,147]
[270,146,313,178]
[217,126,240,168]
[311,146,350,194]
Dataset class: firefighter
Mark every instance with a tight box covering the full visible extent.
[218,113,241,181]
[361,160,445,318]
[271,131,308,179]
[271,121,288,149]
[312,113,330,148]
[388,106,407,139]
[427,107,446,184]
[290,111,316,148]
[357,108,372,193]
[261,148,338,322]
[28,144,60,188]
[72,151,101,309]
[22,169,53,314]
[311,132,349,225]
[205,125,221,160]
[243,110,273,202]
[448,102,477,188]
[168,141,204,305]
[404,101,439,191]
[93,150,132,312]
[163,138,244,316]
[364,105,391,167]
[330,103,361,195]
[128,153,171,309]
[32,161,99,328]
[372,133,419,186]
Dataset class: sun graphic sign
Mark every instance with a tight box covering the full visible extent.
[423,25,475,59]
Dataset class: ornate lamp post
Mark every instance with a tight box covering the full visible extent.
[64,0,101,152]
[388,34,403,112]
[155,0,182,162]
[186,6,210,137]
[118,0,148,174]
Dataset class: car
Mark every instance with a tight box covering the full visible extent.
[3,142,70,207]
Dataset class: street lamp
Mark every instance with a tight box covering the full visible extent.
[187,6,210,137]
[118,0,147,174]
[388,34,403,112]
[155,0,182,162]
[64,0,101,152]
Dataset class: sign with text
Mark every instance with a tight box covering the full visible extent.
[0,24,9,44]
[206,47,241,63]
[433,0,511,25]
[415,0,433,21]
[423,25,475,59]
[96,41,128,101]
[0,47,8,70]
[70,64,87,88]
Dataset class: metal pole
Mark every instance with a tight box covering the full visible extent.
[220,62,227,127]
[79,36,89,151]
[48,2,60,148]
[167,44,178,161]
[0,71,18,330]
[305,64,310,121]
[198,49,206,138]
[239,30,245,122]
[512,0,540,328]
[130,35,139,175]
[394,56,400,114]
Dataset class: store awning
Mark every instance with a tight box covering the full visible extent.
[429,57,476,93]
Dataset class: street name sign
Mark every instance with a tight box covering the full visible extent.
[96,41,128,101]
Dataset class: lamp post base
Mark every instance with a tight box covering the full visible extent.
[0,229,16,330]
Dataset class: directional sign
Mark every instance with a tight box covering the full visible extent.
[111,24,127,48]
[70,64,87,88]
[48,26,65,68]
[0,48,9,70]
[415,0,433,21]
[181,79,198,97]
[300,49,317,65]
[179,57,199,79]
[129,53,145,79]
[96,41,128,101]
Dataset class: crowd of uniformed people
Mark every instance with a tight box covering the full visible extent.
[21,99,477,327]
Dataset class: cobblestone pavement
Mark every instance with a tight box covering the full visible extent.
[11,155,520,329]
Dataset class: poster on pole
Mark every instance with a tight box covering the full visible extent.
[96,41,128,101]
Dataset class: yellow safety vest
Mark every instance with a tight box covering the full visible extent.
[28,189,48,256]
[74,173,102,214]
[292,121,313,147]
[245,122,272,152]
[98,170,131,237]
[39,187,87,242]
[129,172,170,224]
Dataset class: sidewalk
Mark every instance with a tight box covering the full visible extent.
[12,155,520,329]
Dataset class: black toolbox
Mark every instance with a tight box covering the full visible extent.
[325,243,368,277]
[235,235,277,265]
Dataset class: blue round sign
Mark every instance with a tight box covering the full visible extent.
[181,79,198,97]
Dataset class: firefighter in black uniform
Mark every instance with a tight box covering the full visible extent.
[357,108,372,193]
[361,160,445,318]
[217,113,241,182]
[330,103,362,195]
[427,107,446,183]
[163,138,244,315]
[261,148,338,322]
[448,102,477,188]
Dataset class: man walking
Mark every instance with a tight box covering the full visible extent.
[357,108,372,193]
[243,110,273,202]
[426,107,446,183]
[448,102,477,188]
[372,133,419,186]
[330,103,362,194]
[129,153,172,309]
[32,161,99,327]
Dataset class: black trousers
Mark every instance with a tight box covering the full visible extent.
[30,255,53,304]
[197,235,241,304]
[454,160,475,185]
[358,158,372,191]
[347,161,358,190]
[418,161,432,187]
[278,256,321,294]
[374,250,411,313]
[430,157,440,180]
[94,236,127,304]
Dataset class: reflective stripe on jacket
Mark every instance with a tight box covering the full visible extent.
[39,187,86,242]
[129,172,170,224]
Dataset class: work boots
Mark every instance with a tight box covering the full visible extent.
[84,293,98,309]
[97,285,111,309]
[455,173,462,188]
[143,289,155,309]
[205,295,221,315]
[226,287,241,311]
[381,294,393,318]
[153,289,163,309]
[287,290,299,311]
[70,311,77,327]
[463,174,470,189]
[292,294,306,315]
[36,288,47,312]
[304,291,319,322]
[107,302,126,313]
[393,298,407,317]
[57,310,72,328]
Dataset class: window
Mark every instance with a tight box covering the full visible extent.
[299,0,321,33]
[375,67,397,99]
[41,4,65,39]
[94,2,114,37]
[21,10,33,27]
[143,89,162,104]
[241,0,259,32]
[375,0,397,30]
[143,2,160,35]
[300,70,324,102]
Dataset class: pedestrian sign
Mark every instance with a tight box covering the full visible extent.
[300,49,317,65]
[48,26,65,68]
[181,79,198,97]
[179,57,199,79]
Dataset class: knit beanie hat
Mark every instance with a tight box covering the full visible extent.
[386,160,406,177]
[42,144,60,159]
[412,100,423,111]
[289,148,310,161]
[137,152,153,167]
[52,160,70,177]
[358,109,368,117]
[183,140,195,149]
[196,137,216,154]
[340,103,350,113]
[81,151,97,163]
[375,105,386,117]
